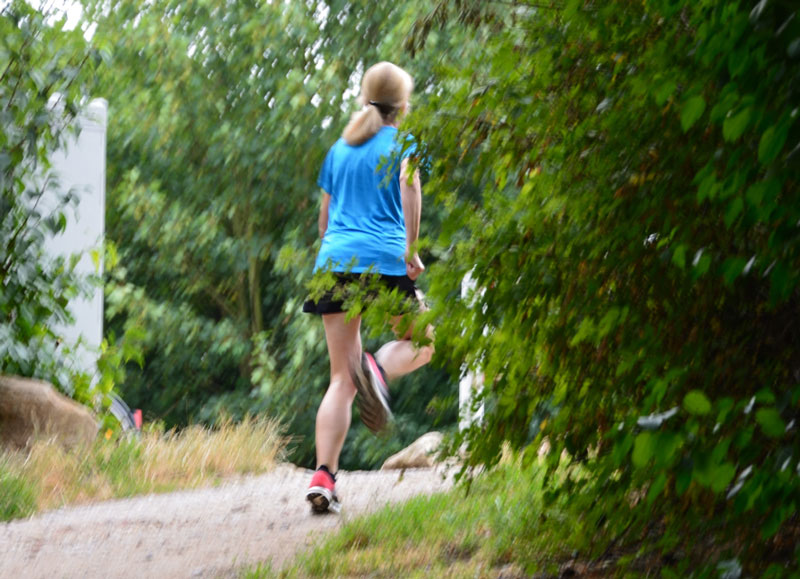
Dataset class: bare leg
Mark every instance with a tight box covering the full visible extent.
[315,313,361,472]
[375,292,434,381]
[375,336,433,380]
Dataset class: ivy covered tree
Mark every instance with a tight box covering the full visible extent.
[409,0,800,573]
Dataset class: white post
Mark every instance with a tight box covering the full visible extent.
[41,98,107,381]
[459,270,485,431]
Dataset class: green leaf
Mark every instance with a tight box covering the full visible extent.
[654,80,677,106]
[710,462,736,493]
[758,123,789,164]
[646,472,667,504]
[680,96,706,132]
[745,178,781,221]
[722,107,752,142]
[755,407,786,438]
[724,197,744,228]
[671,244,687,269]
[717,397,735,424]
[612,432,634,467]
[710,86,740,123]
[696,171,718,202]
[90,249,101,273]
[734,426,755,450]
[632,432,655,467]
[745,181,766,207]
[569,316,596,346]
[721,257,747,285]
[755,388,776,404]
[683,390,712,415]
[597,307,620,338]
[654,431,683,467]
[694,252,712,276]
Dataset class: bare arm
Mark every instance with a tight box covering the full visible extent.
[400,158,424,279]
[318,191,330,239]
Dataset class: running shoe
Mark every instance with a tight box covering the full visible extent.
[306,469,340,514]
[351,352,393,433]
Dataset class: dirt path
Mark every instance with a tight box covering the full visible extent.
[0,464,453,578]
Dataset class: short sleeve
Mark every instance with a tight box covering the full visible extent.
[400,133,417,160]
[317,145,335,195]
[399,133,432,174]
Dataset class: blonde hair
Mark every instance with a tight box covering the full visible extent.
[342,62,414,146]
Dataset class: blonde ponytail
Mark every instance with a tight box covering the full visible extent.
[342,62,414,146]
[342,106,384,146]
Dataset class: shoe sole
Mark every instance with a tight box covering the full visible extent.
[307,486,341,514]
[352,355,392,433]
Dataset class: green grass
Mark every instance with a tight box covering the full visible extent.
[244,457,800,577]
[0,463,37,521]
[244,462,583,578]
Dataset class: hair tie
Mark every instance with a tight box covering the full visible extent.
[368,100,395,116]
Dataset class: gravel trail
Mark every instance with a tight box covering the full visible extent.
[0,464,453,578]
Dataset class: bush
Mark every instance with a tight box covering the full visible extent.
[414,0,800,572]
[0,0,135,413]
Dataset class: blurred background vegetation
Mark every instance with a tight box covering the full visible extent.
[3,0,800,574]
[78,0,461,470]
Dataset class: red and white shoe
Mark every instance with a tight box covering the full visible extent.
[351,352,393,433]
[306,469,340,514]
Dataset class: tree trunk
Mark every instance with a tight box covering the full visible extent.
[247,217,263,336]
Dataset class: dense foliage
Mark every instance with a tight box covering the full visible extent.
[0,0,112,405]
[83,0,458,468]
[12,0,792,568]
[410,0,799,573]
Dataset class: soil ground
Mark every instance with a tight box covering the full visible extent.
[0,464,453,578]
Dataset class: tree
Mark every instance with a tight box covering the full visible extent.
[0,0,113,406]
[84,0,460,468]
[408,0,800,572]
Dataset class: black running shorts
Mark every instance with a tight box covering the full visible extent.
[302,273,418,315]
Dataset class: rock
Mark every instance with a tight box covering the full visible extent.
[0,375,98,450]
[381,431,443,470]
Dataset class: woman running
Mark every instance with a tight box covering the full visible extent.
[302,62,434,513]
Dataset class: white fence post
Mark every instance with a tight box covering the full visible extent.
[459,270,485,431]
[42,98,108,381]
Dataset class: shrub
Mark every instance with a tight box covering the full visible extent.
[414,0,800,572]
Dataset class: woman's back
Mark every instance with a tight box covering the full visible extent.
[315,126,414,276]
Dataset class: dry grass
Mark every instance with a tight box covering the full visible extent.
[0,416,286,518]
[132,416,286,488]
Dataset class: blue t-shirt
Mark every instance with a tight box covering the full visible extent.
[314,126,416,276]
